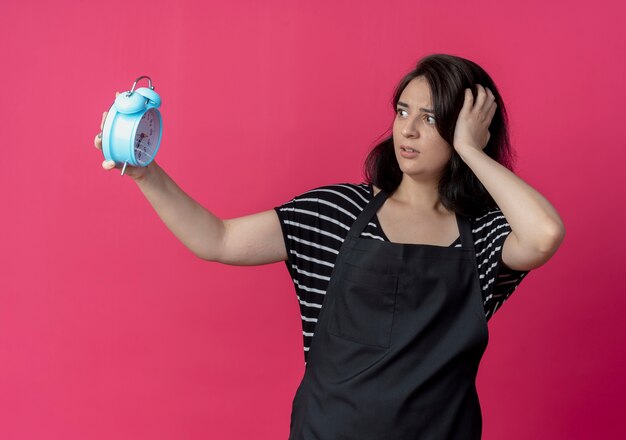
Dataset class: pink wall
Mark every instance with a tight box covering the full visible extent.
[1,0,624,438]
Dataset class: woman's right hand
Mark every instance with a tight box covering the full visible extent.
[94,92,151,181]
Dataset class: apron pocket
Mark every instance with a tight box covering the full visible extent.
[327,263,399,348]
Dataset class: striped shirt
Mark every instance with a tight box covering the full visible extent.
[274,182,530,363]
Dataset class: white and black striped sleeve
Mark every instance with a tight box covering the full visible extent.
[472,209,531,321]
[273,183,369,358]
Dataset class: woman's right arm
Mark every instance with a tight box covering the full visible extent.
[95,108,287,266]
[133,161,288,265]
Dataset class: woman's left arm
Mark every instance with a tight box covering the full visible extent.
[453,84,566,271]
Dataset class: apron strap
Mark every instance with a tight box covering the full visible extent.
[348,189,390,239]
[456,212,474,250]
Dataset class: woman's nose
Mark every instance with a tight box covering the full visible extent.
[401,118,419,138]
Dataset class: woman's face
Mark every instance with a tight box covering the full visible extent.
[392,76,453,180]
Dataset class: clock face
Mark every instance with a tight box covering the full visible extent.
[134,109,161,166]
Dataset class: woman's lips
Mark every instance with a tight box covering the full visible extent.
[400,145,420,158]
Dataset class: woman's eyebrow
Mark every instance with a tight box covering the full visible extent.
[397,101,434,113]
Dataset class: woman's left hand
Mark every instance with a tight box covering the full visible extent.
[452,84,498,155]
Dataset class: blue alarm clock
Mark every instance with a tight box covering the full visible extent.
[102,75,163,175]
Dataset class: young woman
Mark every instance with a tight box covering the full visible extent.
[94,53,565,439]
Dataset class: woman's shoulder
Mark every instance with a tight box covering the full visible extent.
[469,207,514,266]
[291,182,372,204]
[470,207,510,233]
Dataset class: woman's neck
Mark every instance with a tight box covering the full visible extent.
[391,174,447,214]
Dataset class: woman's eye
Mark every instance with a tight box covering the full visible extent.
[396,109,408,117]
[425,115,436,125]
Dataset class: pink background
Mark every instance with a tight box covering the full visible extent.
[1,0,624,438]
